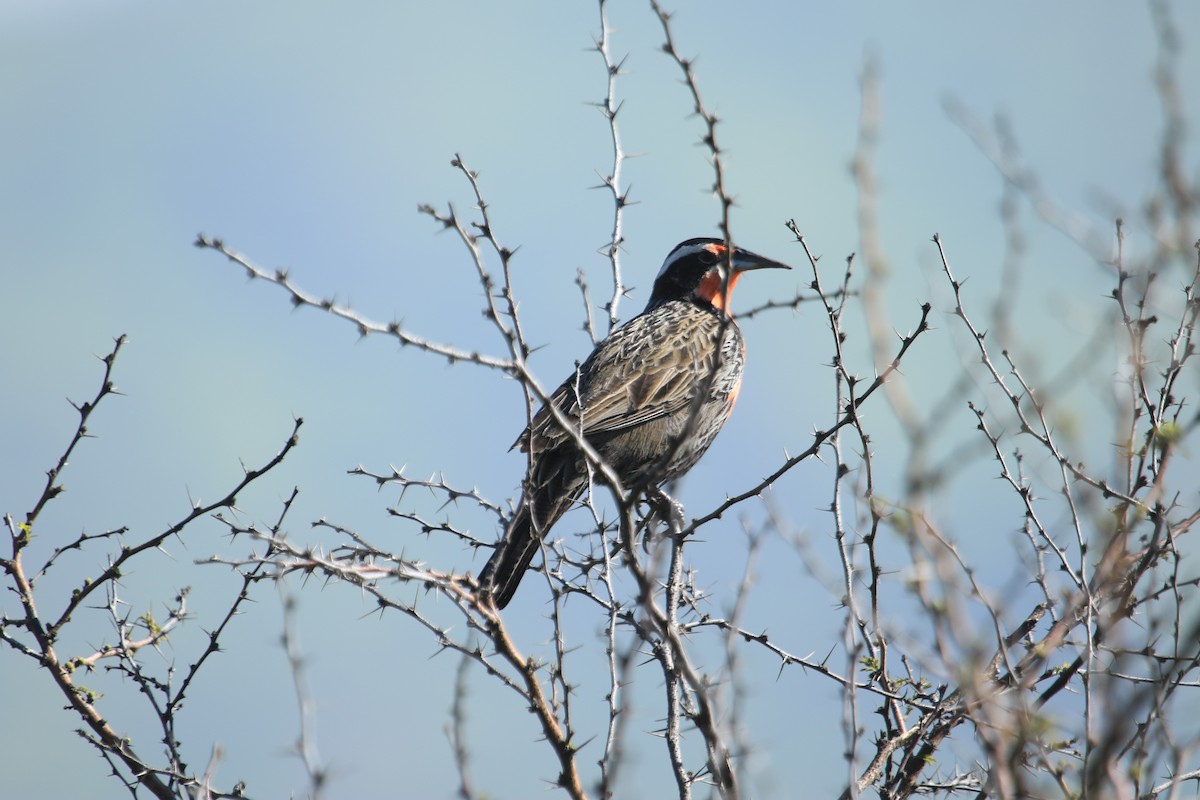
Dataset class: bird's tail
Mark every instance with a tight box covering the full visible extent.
[477,504,541,609]
[479,470,583,609]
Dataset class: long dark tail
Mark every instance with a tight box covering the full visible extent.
[478,504,541,609]
[479,464,584,609]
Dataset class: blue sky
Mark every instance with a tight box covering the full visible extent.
[2,2,1197,798]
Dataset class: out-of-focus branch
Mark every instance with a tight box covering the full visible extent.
[1149,0,1196,262]
[943,100,1117,264]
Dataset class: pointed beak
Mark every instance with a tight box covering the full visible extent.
[729,247,792,274]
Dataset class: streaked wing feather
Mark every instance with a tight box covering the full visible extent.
[521,306,718,453]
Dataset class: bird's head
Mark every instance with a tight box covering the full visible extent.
[647,238,791,312]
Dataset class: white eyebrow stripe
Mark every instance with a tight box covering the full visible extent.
[654,240,722,280]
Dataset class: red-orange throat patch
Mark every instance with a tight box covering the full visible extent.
[696,267,741,310]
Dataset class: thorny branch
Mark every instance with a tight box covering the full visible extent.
[18,4,1198,800]
[194,232,514,371]
[2,337,301,799]
[593,0,630,333]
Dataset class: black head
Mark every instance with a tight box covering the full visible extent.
[647,238,791,311]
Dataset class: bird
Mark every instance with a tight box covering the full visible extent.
[478,237,790,608]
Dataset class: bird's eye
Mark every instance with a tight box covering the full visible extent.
[698,248,718,265]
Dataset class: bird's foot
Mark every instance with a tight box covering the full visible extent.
[649,489,686,536]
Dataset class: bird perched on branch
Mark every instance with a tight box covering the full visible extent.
[478,238,790,608]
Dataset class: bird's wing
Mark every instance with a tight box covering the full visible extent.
[519,305,719,453]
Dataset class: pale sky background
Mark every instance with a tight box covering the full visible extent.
[2,2,1198,798]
